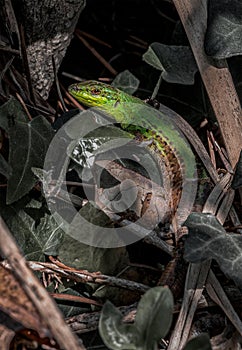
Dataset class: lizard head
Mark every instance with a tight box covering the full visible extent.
[68,80,131,110]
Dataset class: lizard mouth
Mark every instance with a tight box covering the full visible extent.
[68,83,96,106]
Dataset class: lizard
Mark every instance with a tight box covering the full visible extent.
[68,80,198,232]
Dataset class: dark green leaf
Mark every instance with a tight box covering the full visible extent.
[232,150,242,189]
[0,188,32,224]
[0,97,28,132]
[59,233,129,275]
[7,116,54,204]
[135,286,173,349]
[67,201,118,248]
[99,287,173,350]
[52,109,80,131]
[112,70,140,94]
[6,199,64,260]
[184,213,242,289]
[143,43,197,85]
[205,0,242,59]
[0,154,12,178]
[183,333,212,350]
[99,300,139,350]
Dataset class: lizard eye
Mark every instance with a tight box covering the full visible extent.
[91,89,100,95]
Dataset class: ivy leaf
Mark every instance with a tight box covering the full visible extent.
[0,154,12,179]
[135,286,173,350]
[112,70,140,94]
[99,287,173,350]
[0,97,54,203]
[205,0,242,59]
[5,199,64,260]
[184,213,242,290]
[143,42,197,85]
[99,300,140,350]
[183,333,212,350]
[7,116,54,204]
[0,96,28,132]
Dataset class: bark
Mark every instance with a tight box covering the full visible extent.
[2,0,86,99]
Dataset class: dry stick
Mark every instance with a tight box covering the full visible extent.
[17,261,150,293]
[169,261,212,350]
[0,57,15,95]
[173,0,242,169]
[67,303,137,334]
[0,217,85,350]
[168,2,242,348]
[206,270,242,337]
[0,324,15,348]
[75,31,118,76]
[52,56,67,112]
[15,92,32,121]
[0,47,20,55]
[124,39,147,50]
[207,131,216,169]
[50,293,102,307]
[129,35,148,46]
[168,175,232,350]
[209,131,233,173]
[77,30,112,48]
[66,285,242,335]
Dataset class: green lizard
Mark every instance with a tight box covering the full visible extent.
[68,80,197,229]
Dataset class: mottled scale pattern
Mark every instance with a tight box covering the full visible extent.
[129,127,183,217]
[68,81,197,227]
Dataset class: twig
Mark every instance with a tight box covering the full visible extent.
[50,293,102,307]
[208,131,233,173]
[66,285,242,334]
[0,57,14,96]
[124,39,147,50]
[0,46,20,55]
[75,31,118,76]
[9,260,150,294]
[52,56,67,112]
[66,303,137,334]
[206,270,242,336]
[207,130,216,169]
[15,92,32,121]
[168,261,211,350]
[168,173,233,350]
[77,30,112,48]
[129,35,148,46]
